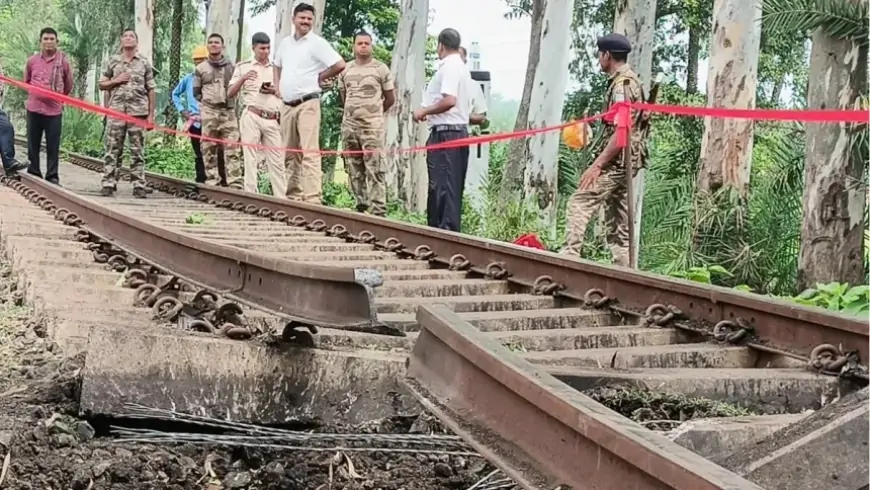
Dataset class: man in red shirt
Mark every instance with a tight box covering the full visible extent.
[24,27,73,185]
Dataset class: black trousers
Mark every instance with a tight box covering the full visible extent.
[0,109,17,170]
[426,126,469,232]
[26,110,62,184]
[189,125,226,185]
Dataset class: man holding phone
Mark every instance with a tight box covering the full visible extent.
[228,32,286,196]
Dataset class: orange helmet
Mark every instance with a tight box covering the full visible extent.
[562,121,592,150]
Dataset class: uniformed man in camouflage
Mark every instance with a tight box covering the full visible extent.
[338,31,395,216]
[561,33,648,267]
[193,33,243,189]
[98,29,155,197]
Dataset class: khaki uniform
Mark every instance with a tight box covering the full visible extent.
[193,58,243,189]
[230,59,287,196]
[563,64,648,266]
[100,53,155,191]
[338,59,394,216]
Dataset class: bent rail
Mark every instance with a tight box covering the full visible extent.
[8,173,384,331]
[406,305,766,490]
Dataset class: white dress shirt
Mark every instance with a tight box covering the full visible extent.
[423,53,471,127]
[273,32,342,102]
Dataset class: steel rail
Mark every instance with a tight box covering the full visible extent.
[7,172,386,331]
[406,304,766,490]
[51,148,866,362]
[20,139,867,361]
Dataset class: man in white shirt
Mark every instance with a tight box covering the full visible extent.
[458,46,488,128]
[272,2,345,203]
[413,28,472,232]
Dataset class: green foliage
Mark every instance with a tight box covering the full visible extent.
[791,283,870,316]
[762,0,870,46]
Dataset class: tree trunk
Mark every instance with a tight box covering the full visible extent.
[167,0,184,123]
[274,0,293,40]
[613,0,657,267]
[76,60,90,99]
[686,25,699,94]
[384,0,429,212]
[207,0,231,48]
[797,31,868,291]
[224,0,243,62]
[497,0,544,204]
[522,0,575,229]
[313,0,326,34]
[135,0,155,65]
[696,0,761,197]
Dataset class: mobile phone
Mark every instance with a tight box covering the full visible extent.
[261,82,272,89]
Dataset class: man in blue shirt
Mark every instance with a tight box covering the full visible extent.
[173,45,225,184]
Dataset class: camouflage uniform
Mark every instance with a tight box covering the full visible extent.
[338,59,394,216]
[193,57,243,188]
[101,53,155,193]
[562,64,648,266]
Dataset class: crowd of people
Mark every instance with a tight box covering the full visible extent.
[0,1,647,264]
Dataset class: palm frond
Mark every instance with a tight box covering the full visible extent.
[762,0,869,45]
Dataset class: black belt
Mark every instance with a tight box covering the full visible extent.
[283,93,320,108]
[430,124,466,132]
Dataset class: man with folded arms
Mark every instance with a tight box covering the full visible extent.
[229,32,286,196]
[273,2,345,203]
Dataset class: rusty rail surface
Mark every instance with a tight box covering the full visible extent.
[5,172,385,331]
[49,146,868,362]
[406,304,766,490]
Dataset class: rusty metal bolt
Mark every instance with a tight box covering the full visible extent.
[63,213,82,226]
[74,230,90,242]
[92,250,109,263]
[290,215,307,226]
[173,190,186,198]
[245,204,258,214]
[258,208,273,218]
[134,283,161,307]
[357,230,376,243]
[124,268,149,289]
[232,201,246,211]
[106,254,128,272]
[414,245,435,260]
[448,254,471,271]
[582,288,612,308]
[54,208,69,221]
[712,320,753,344]
[188,192,200,200]
[642,303,681,327]
[221,325,253,340]
[214,302,245,326]
[199,195,210,203]
[329,224,349,239]
[153,296,184,322]
[484,262,509,280]
[188,318,216,334]
[308,219,327,232]
[272,211,288,222]
[192,290,219,310]
[809,344,850,374]
[220,199,232,208]
[384,237,405,253]
[532,275,554,296]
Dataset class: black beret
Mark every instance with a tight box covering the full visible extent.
[597,33,632,54]
[251,32,270,44]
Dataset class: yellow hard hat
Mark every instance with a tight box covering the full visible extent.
[192,46,208,60]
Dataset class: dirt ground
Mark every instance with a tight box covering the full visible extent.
[0,263,497,490]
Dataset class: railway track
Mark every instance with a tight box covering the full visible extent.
[4,138,868,489]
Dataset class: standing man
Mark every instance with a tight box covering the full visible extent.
[413,28,472,232]
[273,2,345,203]
[458,46,488,128]
[172,45,209,183]
[98,29,155,198]
[0,61,29,176]
[193,33,243,189]
[561,33,647,267]
[229,32,286,196]
[24,27,73,185]
[337,30,395,216]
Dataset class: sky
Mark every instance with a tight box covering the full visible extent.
[244,0,711,100]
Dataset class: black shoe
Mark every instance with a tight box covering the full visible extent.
[5,161,28,174]
[100,186,115,197]
[355,203,368,213]
[133,187,147,199]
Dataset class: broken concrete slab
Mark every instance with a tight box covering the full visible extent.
[721,387,868,490]
[550,367,841,412]
[79,324,417,425]
[667,413,808,460]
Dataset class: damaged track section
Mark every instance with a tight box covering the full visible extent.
[405,304,767,490]
[0,173,388,333]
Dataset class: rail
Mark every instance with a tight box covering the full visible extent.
[48,145,868,362]
[3,171,386,332]
[405,304,766,490]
